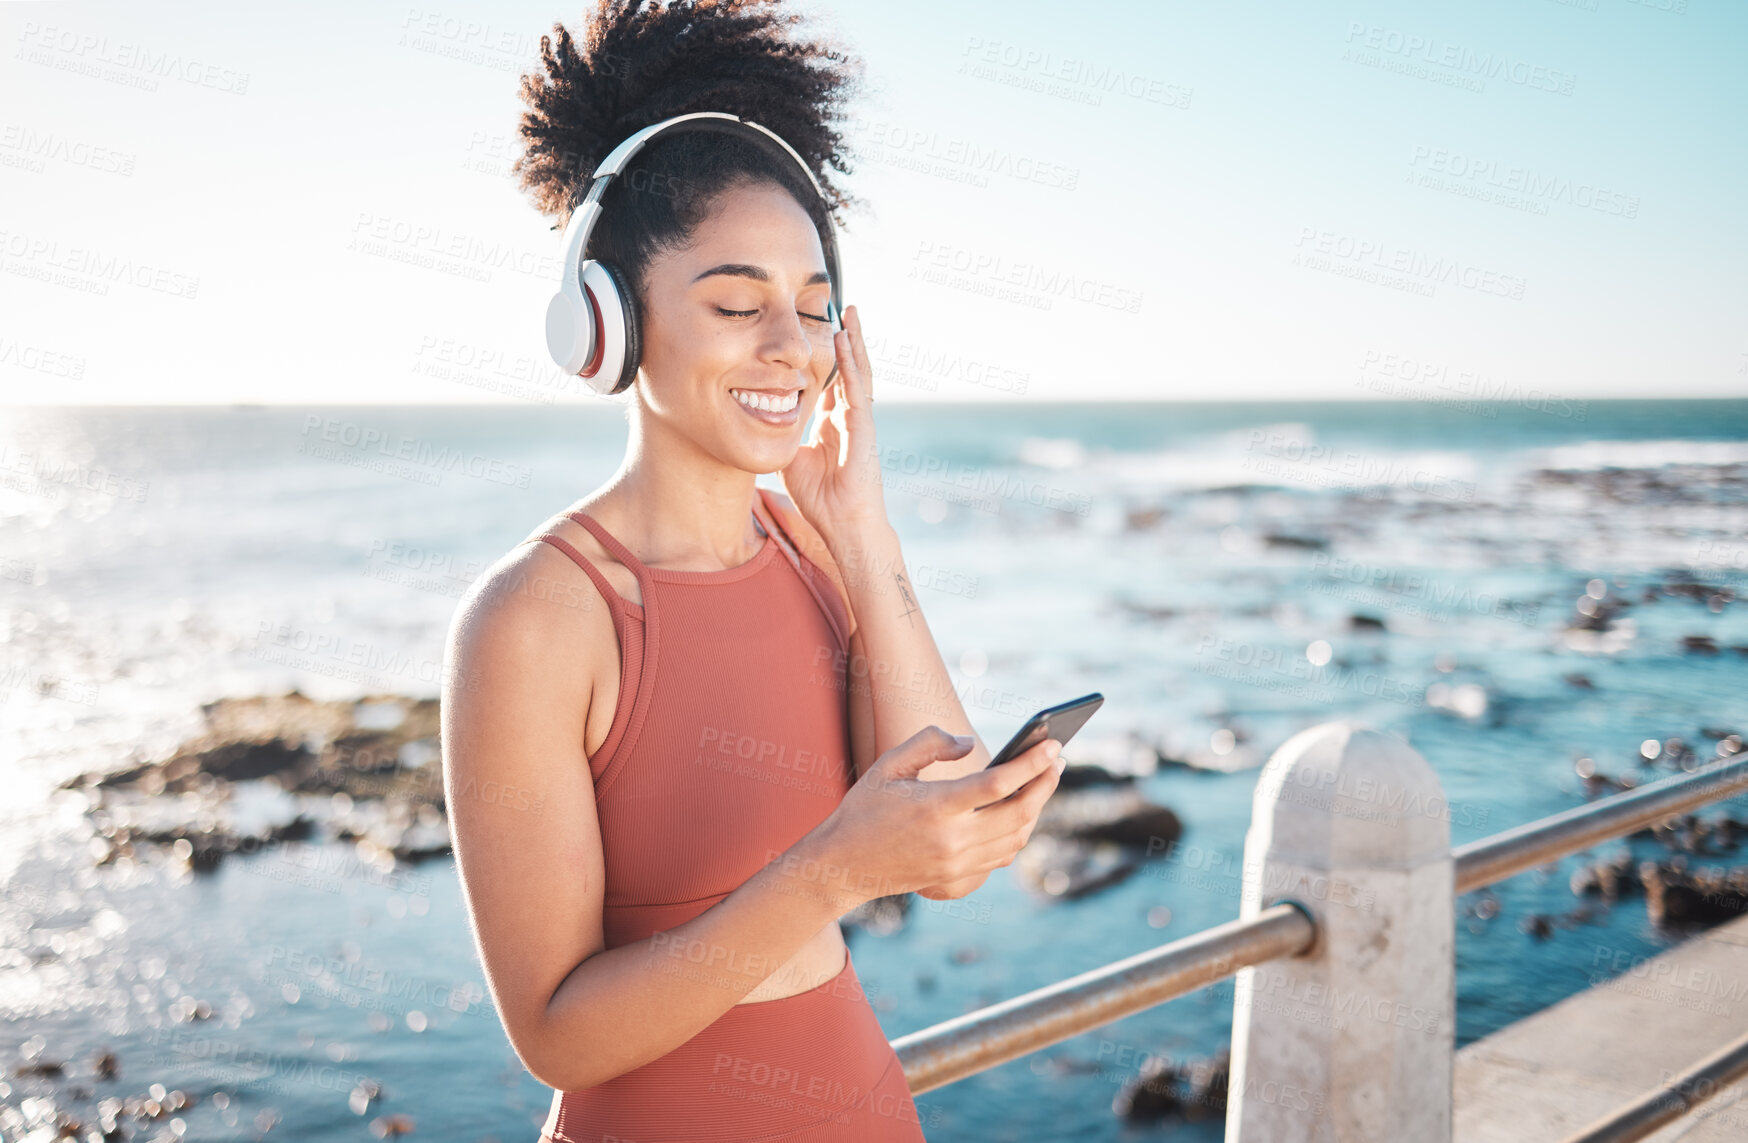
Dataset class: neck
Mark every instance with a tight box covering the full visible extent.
[587,401,766,570]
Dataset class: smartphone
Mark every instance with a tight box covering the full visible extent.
[987,693,1105,767]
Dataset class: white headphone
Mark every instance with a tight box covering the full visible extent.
[544,111,843,396]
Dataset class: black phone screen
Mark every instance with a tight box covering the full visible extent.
[988,693,1105,767]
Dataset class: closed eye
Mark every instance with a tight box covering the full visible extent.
[715,306,831,324]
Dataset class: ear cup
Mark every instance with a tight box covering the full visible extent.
[546,263,595,375]
[577,259,637,395]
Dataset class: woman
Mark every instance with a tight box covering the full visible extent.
[440,3,1068,1140]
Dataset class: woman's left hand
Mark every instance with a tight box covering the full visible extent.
[781,305,889,546]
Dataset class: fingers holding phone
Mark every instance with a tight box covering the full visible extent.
[959,736,1064,811]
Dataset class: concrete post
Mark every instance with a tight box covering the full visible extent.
[1225,720,1454,1143]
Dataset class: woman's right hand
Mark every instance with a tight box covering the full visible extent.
[809,725,1065,908]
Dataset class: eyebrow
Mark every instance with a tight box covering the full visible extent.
[691,263,831,288]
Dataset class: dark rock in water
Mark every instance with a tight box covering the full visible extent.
[62,690,447,872]
[1520,914,1554,939]
[1013,835,1140,900]
[1573,757,1632,798]
[1649,812,1748,856]
[1114,599,1177,623]
[1640,860,1748,927]
[1012,784,1183,900]
[1563,673,1595,690]
[1658,578,1735,603]
[1571,852,1640,899]
[1113,1047,1229,1123]
[1349,613,1386,632]
[1263,533,1328,550]
[1682,634,1720,655]
[1069,805,1184,850]
[13,1058,65,1078]
[1055,762,1136,791]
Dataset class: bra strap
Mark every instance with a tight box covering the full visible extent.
[563,511,650,580]
[751,487,804,576]
[753,486,859,645]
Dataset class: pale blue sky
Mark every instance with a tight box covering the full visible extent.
[2,0,1743,404]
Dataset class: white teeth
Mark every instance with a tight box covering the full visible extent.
[732,389,799,414]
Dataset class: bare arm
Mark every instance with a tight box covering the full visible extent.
[441,551,858,1094]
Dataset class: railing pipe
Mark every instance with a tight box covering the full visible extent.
[889,900,1314,1095]
[889,730,1748,1142]
[1558,1026,1748,1143]
[1453,749,1748,895]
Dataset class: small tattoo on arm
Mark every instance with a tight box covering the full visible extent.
[895,571,919,626]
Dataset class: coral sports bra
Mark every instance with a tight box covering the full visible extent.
[523,486,859,950]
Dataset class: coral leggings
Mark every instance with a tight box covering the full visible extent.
[541,947,928,1142]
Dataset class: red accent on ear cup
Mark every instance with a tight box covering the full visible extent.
[579,281,606,378]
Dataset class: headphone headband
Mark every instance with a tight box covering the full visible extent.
[547,111,843,393]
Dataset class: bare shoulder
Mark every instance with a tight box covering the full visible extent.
[447,529,616,681]
[438,527,621,1088]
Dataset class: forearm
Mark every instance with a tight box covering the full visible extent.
[535,825,864,1091]
[828,522,990,771]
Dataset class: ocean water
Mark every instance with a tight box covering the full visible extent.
[2,398,1746,1141]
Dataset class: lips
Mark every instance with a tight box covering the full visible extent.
[729,387,803,426]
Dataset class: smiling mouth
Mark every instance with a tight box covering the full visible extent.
[730,388,802,415]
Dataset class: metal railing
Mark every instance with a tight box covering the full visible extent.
[890,733,1748,1136]
[1560,1027,1748,1143]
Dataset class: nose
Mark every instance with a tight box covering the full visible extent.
[767,309,827,371]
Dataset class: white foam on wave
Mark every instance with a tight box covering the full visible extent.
[1526,438,1748,472]
[1054,422,1486,498]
